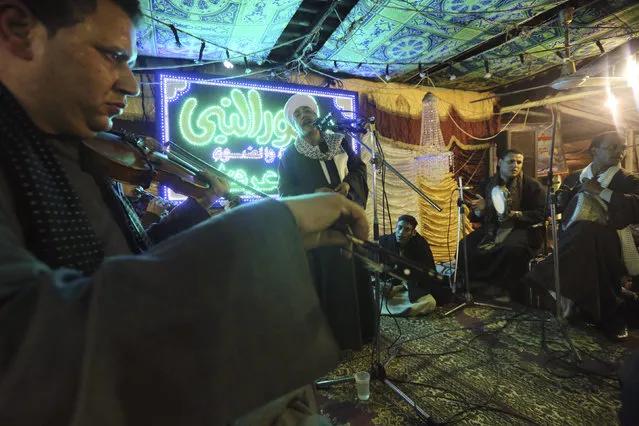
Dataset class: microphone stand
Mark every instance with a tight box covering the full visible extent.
[443,177,511,317]
[315,118,435,424]
[542,108,580,362]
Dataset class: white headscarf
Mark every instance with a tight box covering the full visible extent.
[283,94,319,128]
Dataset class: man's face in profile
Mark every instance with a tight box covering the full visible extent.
[0,0,140,137]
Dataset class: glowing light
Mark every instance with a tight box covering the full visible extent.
[223,49,234,69]
[604,93,618,112]
[626,56,638,81]
[178,89,297,148]
[158,73,360,204]
[627,56,639,111]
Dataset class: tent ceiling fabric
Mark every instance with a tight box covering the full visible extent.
[136,0,303,64]
[136,0,639,92]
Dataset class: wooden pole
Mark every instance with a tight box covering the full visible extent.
[500,90,606,114]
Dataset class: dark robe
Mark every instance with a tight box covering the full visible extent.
[278,133,374,350]
[461,174,546,287]
[0,89,340,424]
[526,168,639,321]
[379,232,449,303]
[278,134,368,206]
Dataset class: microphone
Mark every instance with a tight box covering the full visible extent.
[313,112,334,131]
[314,112,368,134]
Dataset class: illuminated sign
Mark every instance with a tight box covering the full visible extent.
[158,73,359,204]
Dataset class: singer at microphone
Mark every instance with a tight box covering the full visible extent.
[277,93,375,350]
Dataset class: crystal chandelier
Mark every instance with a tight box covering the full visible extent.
[416,93,453,183]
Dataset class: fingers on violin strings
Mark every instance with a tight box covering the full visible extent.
[337,204,368,241]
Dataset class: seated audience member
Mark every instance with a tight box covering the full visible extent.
[379,215,449,305]
[523,131,639,341]
[461,149,546,291]
[0,1,369,424]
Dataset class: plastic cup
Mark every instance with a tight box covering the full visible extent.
[354,371,370,401]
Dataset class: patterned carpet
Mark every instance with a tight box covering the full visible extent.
[317,302,638,425]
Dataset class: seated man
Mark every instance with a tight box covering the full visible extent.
[379,215,449,306]
[462,149,546,291]
[523,131,639,341]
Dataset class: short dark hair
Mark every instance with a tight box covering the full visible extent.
[397,215,418,228]
[499,148,524,160]
[589,131,623,153]
[22,0,142,35]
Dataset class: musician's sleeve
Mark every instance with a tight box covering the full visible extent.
[518,177,546,225]
[145,197,210,244]
[278,149,299,197]
[0,198,339,425]
[608,174,639,229]
[342,137,369,208]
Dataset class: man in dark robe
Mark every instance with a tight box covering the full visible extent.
[523,131,639,341]
[0,1,370,425]
[379,215,449,305]
[278,94,374,350]
[462,149,546,290]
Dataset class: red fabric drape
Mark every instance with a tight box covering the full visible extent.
[358,95,500,188]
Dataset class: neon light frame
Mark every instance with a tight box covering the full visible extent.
[156,72,361,204]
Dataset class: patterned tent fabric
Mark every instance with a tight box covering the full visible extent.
[311,0,639,89]
[136,0,303,64]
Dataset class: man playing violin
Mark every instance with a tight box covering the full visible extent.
[460,149,546,294]
[523,132,639,341]
[0,1,369,425]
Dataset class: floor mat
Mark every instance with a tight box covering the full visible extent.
[318,302,637,425]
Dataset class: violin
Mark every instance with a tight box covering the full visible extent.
[79,130,269,206]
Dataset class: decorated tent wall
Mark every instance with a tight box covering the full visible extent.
[339,79,498,262]
[117,72,498,262]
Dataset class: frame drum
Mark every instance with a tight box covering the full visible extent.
[491,185,511,217]
[561,192,607,230]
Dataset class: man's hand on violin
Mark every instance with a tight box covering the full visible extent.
[314,187,333,193]
[193,171,231,209]
[283,193,369,253]
[581,178,603,196]
[140,136,166,154]
[334,182,350,197]
[146,197,169,217]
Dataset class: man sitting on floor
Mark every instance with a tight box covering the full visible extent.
[379,215,449,309]
[462,149,546,292]
[522,131,639,341]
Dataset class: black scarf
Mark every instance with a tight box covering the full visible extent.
[0,83,147,274]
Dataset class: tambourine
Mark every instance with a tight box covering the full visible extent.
[490,185,511,219]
